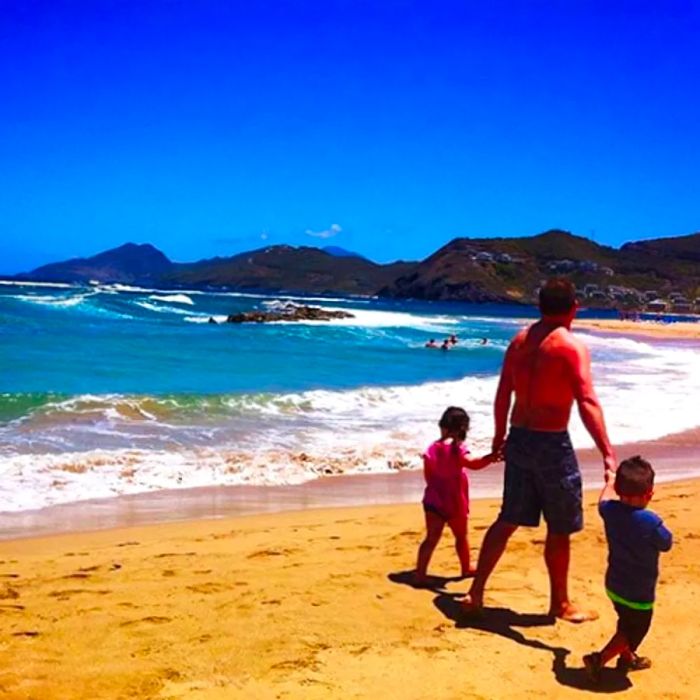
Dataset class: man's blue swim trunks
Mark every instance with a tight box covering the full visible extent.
[499,427,583,535]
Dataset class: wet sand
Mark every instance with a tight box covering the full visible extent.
[2,427,699,541]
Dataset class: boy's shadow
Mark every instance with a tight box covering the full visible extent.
[388,572,631,693]
[434,593,631,693]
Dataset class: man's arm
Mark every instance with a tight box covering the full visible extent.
[570,341,617,474]
[492,343,515,455]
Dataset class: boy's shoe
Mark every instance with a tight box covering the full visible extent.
[616,654,652,672]
[583,652,603,684]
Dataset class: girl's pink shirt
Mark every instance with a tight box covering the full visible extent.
[422,439,469,520]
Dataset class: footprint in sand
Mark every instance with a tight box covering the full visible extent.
[62,573,91,580]
[0,603,25,611]
[186,582,228,594]
[0,584,19,599]
[12,630,39,637]
[117,541,140,547]
[120,615,171,626]
[162,569,177,577]
[246,547,300,559]
[48,588,111,600]
[152,552,197,559]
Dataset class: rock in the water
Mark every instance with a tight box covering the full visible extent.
[225,304,354,324]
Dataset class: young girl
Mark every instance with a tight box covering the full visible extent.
[415,406,497,586]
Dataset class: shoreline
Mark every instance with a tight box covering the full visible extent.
[3,426,699,542]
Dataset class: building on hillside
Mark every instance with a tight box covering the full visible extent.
[578,261,599,273]
[495,253,513,263]
[474,252,494,263]
[547,259,576,273]
[643,290,660,301]
[672,301,692,313]
[600,266,614,276]
[646,299,667,312]
[583,283,599,296]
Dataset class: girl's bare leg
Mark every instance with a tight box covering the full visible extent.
[415,511,445,585]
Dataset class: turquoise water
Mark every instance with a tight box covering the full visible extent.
[1,286,517,396]
[2,282,699,512]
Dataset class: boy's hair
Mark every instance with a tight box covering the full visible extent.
[615,455,655,497]
[439,406,470,442]
[539,278,577,316]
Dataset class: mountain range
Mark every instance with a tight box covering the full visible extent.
[11,229,700,305]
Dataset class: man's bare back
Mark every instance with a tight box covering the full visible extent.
[507,321,585,432]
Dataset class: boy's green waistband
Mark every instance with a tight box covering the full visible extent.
[606,588,654,610]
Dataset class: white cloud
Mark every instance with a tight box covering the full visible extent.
[260,232,269,240]
[305,223,342,239]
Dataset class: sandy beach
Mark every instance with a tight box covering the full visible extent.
[2,474,699,699]
[576,318,700,339]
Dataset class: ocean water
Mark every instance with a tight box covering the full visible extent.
[1,281,699,513]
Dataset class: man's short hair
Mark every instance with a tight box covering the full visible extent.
[615,456,655,497]
[539,278,577,315]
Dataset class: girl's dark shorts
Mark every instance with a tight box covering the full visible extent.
[498,427,583,535]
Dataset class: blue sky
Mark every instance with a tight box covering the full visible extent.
[1,1,699,272]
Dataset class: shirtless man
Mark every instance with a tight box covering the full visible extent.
[462,278,616,622]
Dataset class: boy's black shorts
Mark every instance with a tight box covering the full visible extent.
[613,602,653,651]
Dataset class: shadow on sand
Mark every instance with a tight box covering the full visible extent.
[387,569,465,593]
[388,572,632,693]
[435,593,632,693]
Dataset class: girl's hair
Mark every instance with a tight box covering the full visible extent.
[439,406,470,442]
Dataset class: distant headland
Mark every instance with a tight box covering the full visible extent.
[7,229,700,311]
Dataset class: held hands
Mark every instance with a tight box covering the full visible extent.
[603,454,617,484]
[491,436,506,462]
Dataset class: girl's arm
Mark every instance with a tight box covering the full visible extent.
[462,453,497,471]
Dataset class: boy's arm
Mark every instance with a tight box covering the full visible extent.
[599,470,617,503]
[651,520,673,552]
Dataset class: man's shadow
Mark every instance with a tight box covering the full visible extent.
[434,592,631,693]
[389,571,631,693]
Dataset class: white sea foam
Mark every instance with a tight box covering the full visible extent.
[14,292,97,308]
[2,324,699,513]
[147,293,195,305]
[133,300,194,315]
[0,280,76,289]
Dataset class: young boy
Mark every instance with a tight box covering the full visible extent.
[584,456,673,682]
